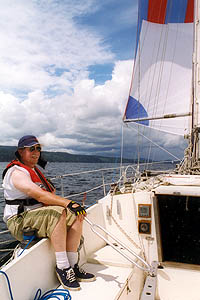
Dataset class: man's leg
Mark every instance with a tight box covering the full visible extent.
[66,215,96,282]
[66,215,83,270]
[50,209,81,290]
[66,215,83,252]
[51,210,95,286]
[50,209,67,252]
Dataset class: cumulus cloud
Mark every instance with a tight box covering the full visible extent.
[0,0,130,154]
[0,60,133,156]
[0,0,113,93]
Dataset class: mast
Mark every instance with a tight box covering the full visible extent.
[193,0,200,158]
[179,0,200,174]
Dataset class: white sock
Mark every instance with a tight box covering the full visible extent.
[55,251,70,270]
[67,251,78,268]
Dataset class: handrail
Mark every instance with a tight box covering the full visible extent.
[50,161,176,181]
[84,217,151,273]
[64,181,112,200]
[50,166,125,180]
[0,230,10,235]
[0,240,15,245]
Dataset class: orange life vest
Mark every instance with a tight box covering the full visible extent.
[3,160,55,214]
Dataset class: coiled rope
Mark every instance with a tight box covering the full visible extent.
[33,288,71,300]
[0,270,71,300]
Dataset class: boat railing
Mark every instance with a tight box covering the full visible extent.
[0,230,9,235]
[48,160,176,201]
[49,165,135,200]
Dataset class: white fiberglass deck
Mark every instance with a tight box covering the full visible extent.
[57,263,134,300]
[156,266,200,300]
[62,244,143,300]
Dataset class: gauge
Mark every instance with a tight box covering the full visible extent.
[138,204,151,218]
[138,220,151,234]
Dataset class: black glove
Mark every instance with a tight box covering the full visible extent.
[67,201,86,216]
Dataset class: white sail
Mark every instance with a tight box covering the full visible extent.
[125,20,193,136]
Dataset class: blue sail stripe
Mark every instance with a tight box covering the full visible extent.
[125,96,149,126]
[136,0,149,53]
[165,0,189,23]
[138,0,148,29]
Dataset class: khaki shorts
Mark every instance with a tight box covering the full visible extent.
[7,206,76,241]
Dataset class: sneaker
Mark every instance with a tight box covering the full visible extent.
[56,266,80,291]
[73,264,96,282]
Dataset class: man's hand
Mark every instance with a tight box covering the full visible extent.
[67,201,86,216]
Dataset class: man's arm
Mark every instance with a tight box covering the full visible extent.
[11,169,71,207]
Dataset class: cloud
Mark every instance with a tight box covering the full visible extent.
[0,0,113,94]
[0,60,133,156]
[0,0,132,156]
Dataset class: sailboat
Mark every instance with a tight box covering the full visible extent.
[1,0,200,299]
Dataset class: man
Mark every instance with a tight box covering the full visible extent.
[2,135,95,291]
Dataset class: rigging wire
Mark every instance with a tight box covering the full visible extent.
[128,123,181,162]
[120,124,124,179]
[136,10,145,169]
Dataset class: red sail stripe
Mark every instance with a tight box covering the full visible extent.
[147,0,168,24]
[185,0,194,23]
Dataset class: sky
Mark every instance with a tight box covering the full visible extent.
[0,0,186,161]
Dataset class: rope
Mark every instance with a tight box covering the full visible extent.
[0,270,71,300]
[109,186,141,250]
[33,288,71,300]
[110,213,141,250]
[17,235,35,257]
[0,270,14,300]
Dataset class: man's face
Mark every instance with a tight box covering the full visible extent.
[18,145,41,168]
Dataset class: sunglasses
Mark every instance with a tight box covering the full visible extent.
[27,145,42,152]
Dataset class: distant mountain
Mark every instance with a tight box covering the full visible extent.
[0,145,138,163]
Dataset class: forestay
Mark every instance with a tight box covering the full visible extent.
[123,0,194,136]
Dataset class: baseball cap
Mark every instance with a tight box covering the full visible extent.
[18,135,40,148]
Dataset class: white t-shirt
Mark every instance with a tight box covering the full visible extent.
[3,165,42,222]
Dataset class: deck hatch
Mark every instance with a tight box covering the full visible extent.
[157,194,200,265]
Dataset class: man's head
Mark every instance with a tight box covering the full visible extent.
[18,135,40,149]
[16,135,42,168]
